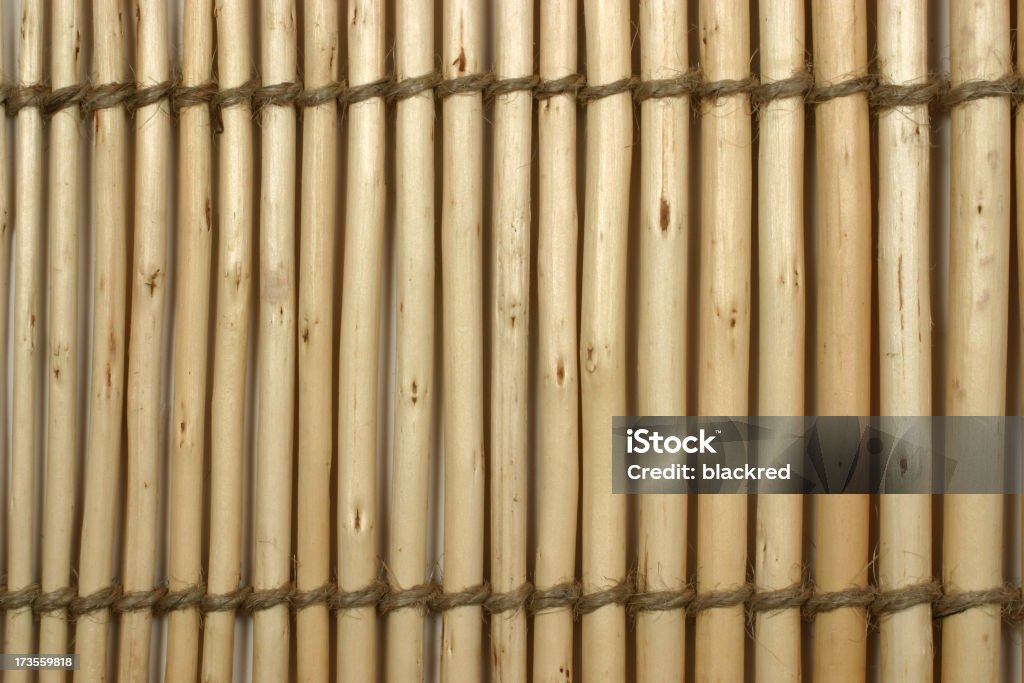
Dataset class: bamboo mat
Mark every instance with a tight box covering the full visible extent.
[0,0,1022,680]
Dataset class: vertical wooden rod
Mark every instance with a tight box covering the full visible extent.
[754,0,805,680]
[943,1,1011,679]
[296,0,338,680]
[119,0,172,677]
[201,0,255,679]
[254,1,299,680]
[580,0,631,679]
[337,0,387,679]
[6,1,45,677]
[877,0,934,680]
[39,0,83,676]
[164,0,214,678]
[490,0,533,678]
[695,1,752,680]
[387,0,436,677]
[532,0,581,679]
[0,5,9,643]
[440,0,486,677]
[810,1,872,680]
[74,1,129,680]
[636,0,689,680]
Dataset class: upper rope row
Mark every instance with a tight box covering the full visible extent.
[0,69,1019,129]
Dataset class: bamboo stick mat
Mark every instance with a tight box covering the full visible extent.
[0,0,1022,680]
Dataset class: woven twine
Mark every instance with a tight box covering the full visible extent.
[3,576,1022,628]
[0,69,1019,132]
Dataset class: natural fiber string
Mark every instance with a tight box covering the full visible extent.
[2,578,1022,625]
[0,69,1020,125]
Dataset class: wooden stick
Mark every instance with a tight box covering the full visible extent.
[75,0,129,679]
[0,6,8,644]
[118,0,171,677]
[39,0,82,675]
[201,0,254,679]
[943,0,1011,678]
[296,0,338,680]
[490,0,533,679]
[440,0,486,677]
[696,1,751,680]
[387,0,436,677]
[810,1,872,679]
[6,1,45,676]
[164,0,214,678]
[253,2,298,681]
[579,1,631,679]
[754,0,805,680]
[1018,0,1024,659]
[532,0,580,679]
[337,0,387,679]
[636,0,688,680]
[877,0,933,680]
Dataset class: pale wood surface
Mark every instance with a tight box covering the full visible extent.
[6,2,45,679]
[387,0,436,678]
[636,0,689,680]
[39,0,83,678]
[696,1,752,679]
[810,1,872,679]
[580,1,632,679]
[440,0,486,679]
[253,2,299,681]
[943,1,1011,679]
[119,0,172,678]
[755,0,805,678]
[296,1,338,680]
[532,0,581,678]
[74,0,129,679]
[201,0,254,679]
[490,0,534,679]
[877,1,934,680]
[164,0,214,679]
[337,0,387,679]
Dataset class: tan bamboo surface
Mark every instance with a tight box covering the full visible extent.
[164,0,213,679]
[3,1,1024,681]
[636,0,688,679]
[754,0,805,679]
[877,0,934,680]
[74,0,129,680]
[696,0,751,679]
[580,0,631,679]
[6,2,44,679]
[296,0,338,680]
[118,0,172,678]
[811,0,872,680]
[1019,0,1024,662]
[532,0,580,679]
[0,5,8,663]
[253,1,299,680]
[201,0,254,680]
[490,0,533,678]
[387,0,436,677]
[440,0,486,679]
[943,0,1011,680]
[38,0,82,677]
[337,0,387,678]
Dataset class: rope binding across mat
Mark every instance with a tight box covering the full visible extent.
[2,576,1023,628]
[0,67,1022,132]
